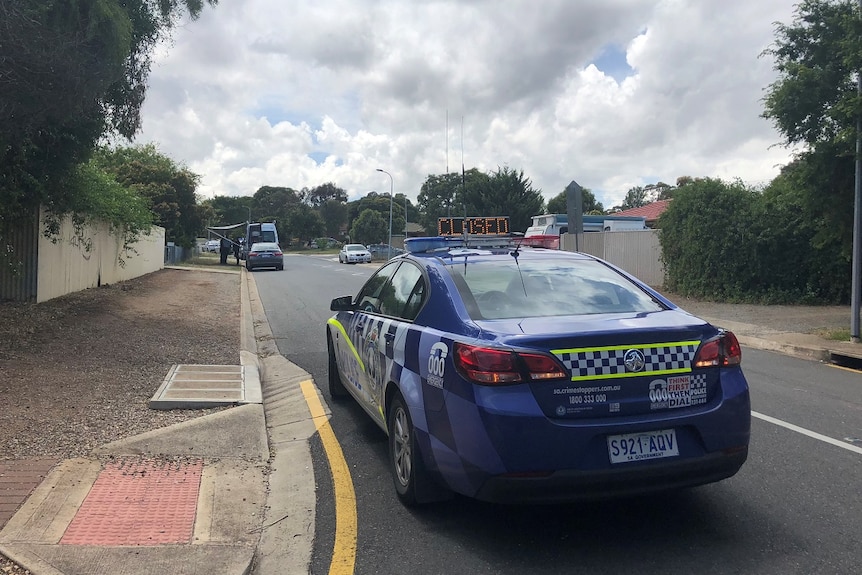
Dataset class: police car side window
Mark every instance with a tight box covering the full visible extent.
[356,262,400,314]
[384,263,425,321]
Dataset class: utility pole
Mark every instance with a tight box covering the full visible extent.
[565,181,584,252]
[852,0,862,342]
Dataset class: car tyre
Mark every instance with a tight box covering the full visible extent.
[276,265,284,271]
[388,393,425,506]
[327,334,348,399]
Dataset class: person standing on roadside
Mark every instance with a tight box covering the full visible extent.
[219,236,231,265]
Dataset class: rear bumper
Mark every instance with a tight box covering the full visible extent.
[247,259,282,269]
[474,447,747,504]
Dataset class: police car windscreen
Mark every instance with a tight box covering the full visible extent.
[449,259,664,320]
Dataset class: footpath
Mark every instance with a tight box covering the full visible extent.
[1,268,860,575]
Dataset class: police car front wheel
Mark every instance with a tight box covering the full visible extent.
[327,335,348,398]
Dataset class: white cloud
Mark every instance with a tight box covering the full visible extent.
[135,0,798,213]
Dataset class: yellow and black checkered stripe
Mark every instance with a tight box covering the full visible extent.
[551,341,700,382]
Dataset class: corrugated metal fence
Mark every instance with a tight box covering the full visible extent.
[0,208,40,301]
[561,229,665,287]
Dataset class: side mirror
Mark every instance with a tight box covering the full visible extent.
[330,295,354,311]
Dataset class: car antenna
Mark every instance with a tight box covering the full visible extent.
[510,244,528,297]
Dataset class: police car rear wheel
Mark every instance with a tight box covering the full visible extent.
[327,335,348,398]
[388,395,419,505]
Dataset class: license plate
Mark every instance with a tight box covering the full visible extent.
[607,429,679,464]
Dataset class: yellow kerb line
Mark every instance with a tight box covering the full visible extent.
[300,380,358,575]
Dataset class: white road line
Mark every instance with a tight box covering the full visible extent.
[752,410,862,455]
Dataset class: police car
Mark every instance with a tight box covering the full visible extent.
[326,235,750,505]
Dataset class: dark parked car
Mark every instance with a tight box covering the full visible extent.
[245,242,283,271]
[366,244,405,259]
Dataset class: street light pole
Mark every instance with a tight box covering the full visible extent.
[377,168,394,259]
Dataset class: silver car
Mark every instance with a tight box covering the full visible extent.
[339,243,372,264]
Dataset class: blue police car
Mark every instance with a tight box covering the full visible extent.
[326,236,750,505]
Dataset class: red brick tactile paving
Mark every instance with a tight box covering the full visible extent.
[61,458,203,546]
[0,458,59,528]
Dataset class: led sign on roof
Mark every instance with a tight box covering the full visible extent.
[437,216,510,236]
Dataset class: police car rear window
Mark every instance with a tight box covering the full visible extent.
[447,258,664,320]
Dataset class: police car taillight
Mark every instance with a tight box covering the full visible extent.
[454,344,566,385]
[693,331,742,367]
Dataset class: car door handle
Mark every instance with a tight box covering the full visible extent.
[384,332,395,341]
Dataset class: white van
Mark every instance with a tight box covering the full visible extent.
[243,222,279,259]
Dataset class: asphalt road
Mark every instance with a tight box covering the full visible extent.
[253,254,862,575]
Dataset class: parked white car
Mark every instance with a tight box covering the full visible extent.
[339,244,372,264]
[204,239,220,253]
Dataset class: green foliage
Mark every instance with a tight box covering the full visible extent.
[659,177,849,303]
[303,182,348,208]
[620,186,650,210]
[417,167,542,233]
[285,204,325,245]
[762,0,862,147]
[93,144,203,247]
[350,209,388,245]
[460,167,543,232]
[43,160,154,260]
[660,179,760,300]
[546,188,604,214]
[320,199,348,238]
[203,195,254,227]
[0,0,217,245]
[417,171,478,233]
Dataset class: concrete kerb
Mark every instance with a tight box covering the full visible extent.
[243,269,318,575]
[698,315,836,364]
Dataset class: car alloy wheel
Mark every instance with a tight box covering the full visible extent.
[327,334,348,398]
[388,394,418,504]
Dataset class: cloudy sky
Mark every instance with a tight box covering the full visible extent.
[136,0,800,211]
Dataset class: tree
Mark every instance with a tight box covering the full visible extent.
[762,0,861,148]
[320,199,348,238]
[350,209,388,245]
[285,204,324,245]
[202,195,251,227]
[253,186,301,221]
[304,182,348,208]
[759,0,860,298]
[619,186,650,210]
[659,178,761,299]
[417,172,466,233]
[461,167,543,232]
[347,193,394,232]
[0,0,217,228]
[94,144,204,247]
[546,188,604,214]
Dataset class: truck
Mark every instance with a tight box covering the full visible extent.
[522,214,647,248]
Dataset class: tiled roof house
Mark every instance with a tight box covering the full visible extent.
[612,199,671,228]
